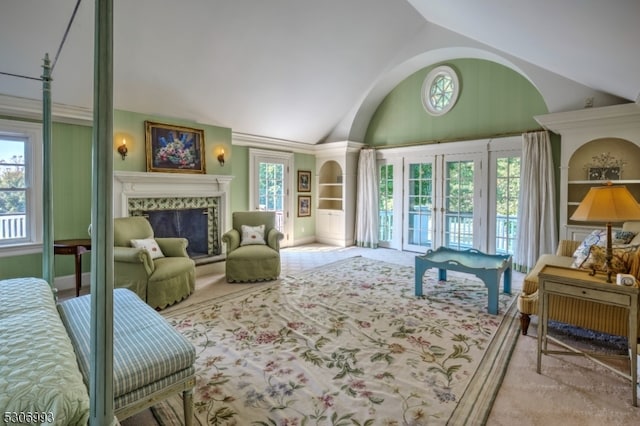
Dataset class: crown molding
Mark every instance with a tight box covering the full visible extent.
[232,132,317,154]
[535,102,640,134]
[0,94,93,126]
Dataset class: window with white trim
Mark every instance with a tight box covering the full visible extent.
[0,119,42,255]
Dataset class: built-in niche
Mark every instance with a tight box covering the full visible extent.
[567,138,640,226]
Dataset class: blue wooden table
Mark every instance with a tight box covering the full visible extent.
[415,246,512,315]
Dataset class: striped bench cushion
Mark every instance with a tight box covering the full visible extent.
[58,288,195,399]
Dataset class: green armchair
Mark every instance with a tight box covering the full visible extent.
[113,216,195,309]
[222,211,284,282]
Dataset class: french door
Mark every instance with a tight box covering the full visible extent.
[402,154,481,252]
[403,156,436,252]
[249,149,293,247]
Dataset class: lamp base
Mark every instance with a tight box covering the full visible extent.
[605,222,613,283]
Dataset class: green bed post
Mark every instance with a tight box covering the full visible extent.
[41,54,54,286]
[89,0,115,424]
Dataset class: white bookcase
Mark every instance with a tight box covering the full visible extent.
[314,141,363,246]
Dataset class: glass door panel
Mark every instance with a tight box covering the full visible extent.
[258,161,285,232]
[378,163,393,243]
[403,159,435,252]
[444,159,475,250]
[494,156,520,255]
[250,149,293,247]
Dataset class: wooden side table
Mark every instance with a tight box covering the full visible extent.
[536,265,639,406]
[54,239,91,297]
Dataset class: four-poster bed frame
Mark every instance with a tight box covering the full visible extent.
[37,2,195,424]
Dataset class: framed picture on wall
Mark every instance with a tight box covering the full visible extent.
[145,121,206,174]
[298,195,311,217]
[298,170,311,192]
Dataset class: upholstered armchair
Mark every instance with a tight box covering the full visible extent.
[113,216,195,309]
[222,211,284,282]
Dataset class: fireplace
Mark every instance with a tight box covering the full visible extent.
[145,208,209,258]
[113,171,233,263]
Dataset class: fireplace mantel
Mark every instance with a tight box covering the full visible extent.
[113,171,233,245]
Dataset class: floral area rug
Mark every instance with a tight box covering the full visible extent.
[152,256,519,425]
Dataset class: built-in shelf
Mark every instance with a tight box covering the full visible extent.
[318,160,344,210]
[535,103,640,240]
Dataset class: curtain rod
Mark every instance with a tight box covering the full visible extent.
[373,127,544,150]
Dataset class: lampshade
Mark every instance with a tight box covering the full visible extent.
[570,184,640,222]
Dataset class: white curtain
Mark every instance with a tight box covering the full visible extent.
[355,148,379,248]
[515,131,557,271]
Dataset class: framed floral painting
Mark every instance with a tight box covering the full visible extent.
[145,121,206,173]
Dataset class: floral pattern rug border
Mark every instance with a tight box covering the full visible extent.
[153,256,519,425]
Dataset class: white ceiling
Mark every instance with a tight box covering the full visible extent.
[0,0,638,144]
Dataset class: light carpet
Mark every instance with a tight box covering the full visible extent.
[151,256,519,425]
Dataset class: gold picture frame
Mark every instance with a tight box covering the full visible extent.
[298,170,311,192]
[298,195,311,217]
[145,121,206,173]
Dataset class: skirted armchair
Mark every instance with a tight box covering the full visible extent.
[222,211,284,282]
[113,216,195,309]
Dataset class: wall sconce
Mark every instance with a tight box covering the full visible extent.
[217,148,225,166]
[117,138,128,160]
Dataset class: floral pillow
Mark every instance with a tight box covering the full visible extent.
[130,238,165,259]
[571,229,636,268]
[578,244,639,275]
[241,224,266,246]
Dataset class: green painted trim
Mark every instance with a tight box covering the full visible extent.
[89,0,115,423]
[41,55,54,285]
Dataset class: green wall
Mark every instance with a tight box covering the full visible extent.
[365,59,548,146]
[229,146,317,242]
[0,110,316,280]
[0,120,93,279]
[113,110,232,175]
[230,145,249,213]
[294,152,316,240]
[0,112,233,281]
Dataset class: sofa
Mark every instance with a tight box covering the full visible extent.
[518,221,640,336]
[0,277,196,425]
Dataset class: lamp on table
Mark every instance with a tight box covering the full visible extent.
[570,182,640,283]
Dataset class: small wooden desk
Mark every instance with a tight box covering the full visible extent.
[54,239,91,297]
[537,265,639,406]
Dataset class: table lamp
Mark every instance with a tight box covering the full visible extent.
[570,182,640,282]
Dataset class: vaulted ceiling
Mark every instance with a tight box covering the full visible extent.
[1,0,638,144]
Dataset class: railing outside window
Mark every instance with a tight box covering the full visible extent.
[378,211,517,255]
[0,213,26,240]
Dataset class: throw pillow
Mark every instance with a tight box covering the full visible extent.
[130,238,165,259]
[241,224,266,246]
[571,229,637,268]
[579,244,640,275]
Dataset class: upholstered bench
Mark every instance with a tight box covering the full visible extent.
[58,288,196,424]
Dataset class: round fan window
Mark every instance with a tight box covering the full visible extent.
[421,65,460,116]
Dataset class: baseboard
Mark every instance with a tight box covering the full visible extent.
[291,236,317,246]
[54,272,90,292]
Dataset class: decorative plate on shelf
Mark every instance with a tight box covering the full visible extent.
[587,166,620,181]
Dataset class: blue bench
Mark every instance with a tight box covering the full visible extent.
[58,288,196,424]
[415,247,512,315]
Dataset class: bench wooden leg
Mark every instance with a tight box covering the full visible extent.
[520,313,531,335]
[183,389,193,426]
